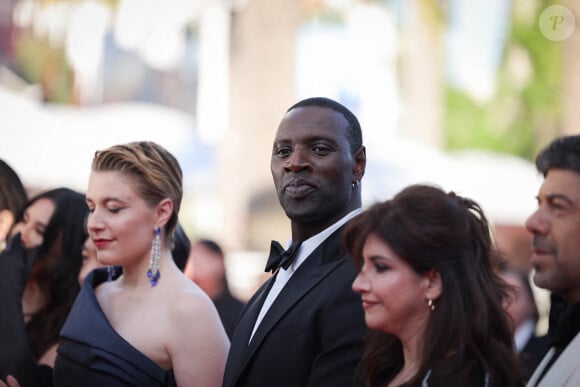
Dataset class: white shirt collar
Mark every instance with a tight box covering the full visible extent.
[284,208,362,273]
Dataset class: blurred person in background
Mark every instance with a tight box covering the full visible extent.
[77,236,99,286]
[345,184,524,387]
[184,239,244,339]
[54,141,228,386]
[524,135,580,387]
[0,187,88,386]
[223,97,367,387]
[499,265,550,379]
[0,159,28,253]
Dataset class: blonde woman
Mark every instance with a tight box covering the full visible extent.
[54,142,229,387]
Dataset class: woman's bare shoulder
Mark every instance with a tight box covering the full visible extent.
[168,277,217,319]
[164,275,229,354]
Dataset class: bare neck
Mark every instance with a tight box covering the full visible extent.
[291,202,360,242]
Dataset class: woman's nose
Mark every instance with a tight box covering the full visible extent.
[87,214,95,231]
[352,271,369,293]
[86,210,103,231]
[15,222,38,248]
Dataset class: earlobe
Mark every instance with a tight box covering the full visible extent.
[424,269,442,301]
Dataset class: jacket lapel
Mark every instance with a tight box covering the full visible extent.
[245,255,340,352]
[224,277,275,386]
[231,229,347,384]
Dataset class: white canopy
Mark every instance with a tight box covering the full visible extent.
[0,85,196,192]
[363,137,543,225]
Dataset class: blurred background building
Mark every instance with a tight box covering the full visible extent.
[0,0,578,304]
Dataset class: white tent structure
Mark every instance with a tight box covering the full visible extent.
[363,136,543,226]
[0,85,196,192]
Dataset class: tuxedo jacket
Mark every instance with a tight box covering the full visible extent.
[526,331,580,386]
[222,228,366,387]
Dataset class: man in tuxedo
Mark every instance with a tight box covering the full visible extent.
[222,97,367,387]
[525,135,580,387]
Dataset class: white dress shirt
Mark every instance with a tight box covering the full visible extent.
[249,208,362,342]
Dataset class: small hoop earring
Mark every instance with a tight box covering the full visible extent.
[352,180,359,189]
[427,298,435,312]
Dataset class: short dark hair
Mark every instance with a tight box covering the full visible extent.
[536,134,580,176]
[287,97,363,154]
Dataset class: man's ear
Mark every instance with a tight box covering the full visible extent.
[424,268,442,301]
[353,146,366,181]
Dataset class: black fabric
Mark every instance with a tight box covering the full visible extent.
[535,299,580,385]
[423,357,487,387]
[223,228,366,387]
[549,301,580,349]
[264,240,302,273]
[0,234,42,387]
[519,334,550,380]
[213,289,244,340]
[54,269,177,387]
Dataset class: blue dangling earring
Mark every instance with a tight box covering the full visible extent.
[147,227,161,286]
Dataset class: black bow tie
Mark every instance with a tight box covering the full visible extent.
[264,240,302,273]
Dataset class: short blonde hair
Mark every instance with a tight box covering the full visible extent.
[92,141,182,241]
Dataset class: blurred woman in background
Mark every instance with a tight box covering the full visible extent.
[0,187,88,386]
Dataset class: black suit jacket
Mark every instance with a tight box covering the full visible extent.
[520,333,550,379]
[222,228,366,387]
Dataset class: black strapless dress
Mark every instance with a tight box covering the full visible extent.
[54,268,177,387]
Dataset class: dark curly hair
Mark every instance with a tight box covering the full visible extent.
[343,184,524,387]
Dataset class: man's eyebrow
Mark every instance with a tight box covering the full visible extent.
[544,193,575,206]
